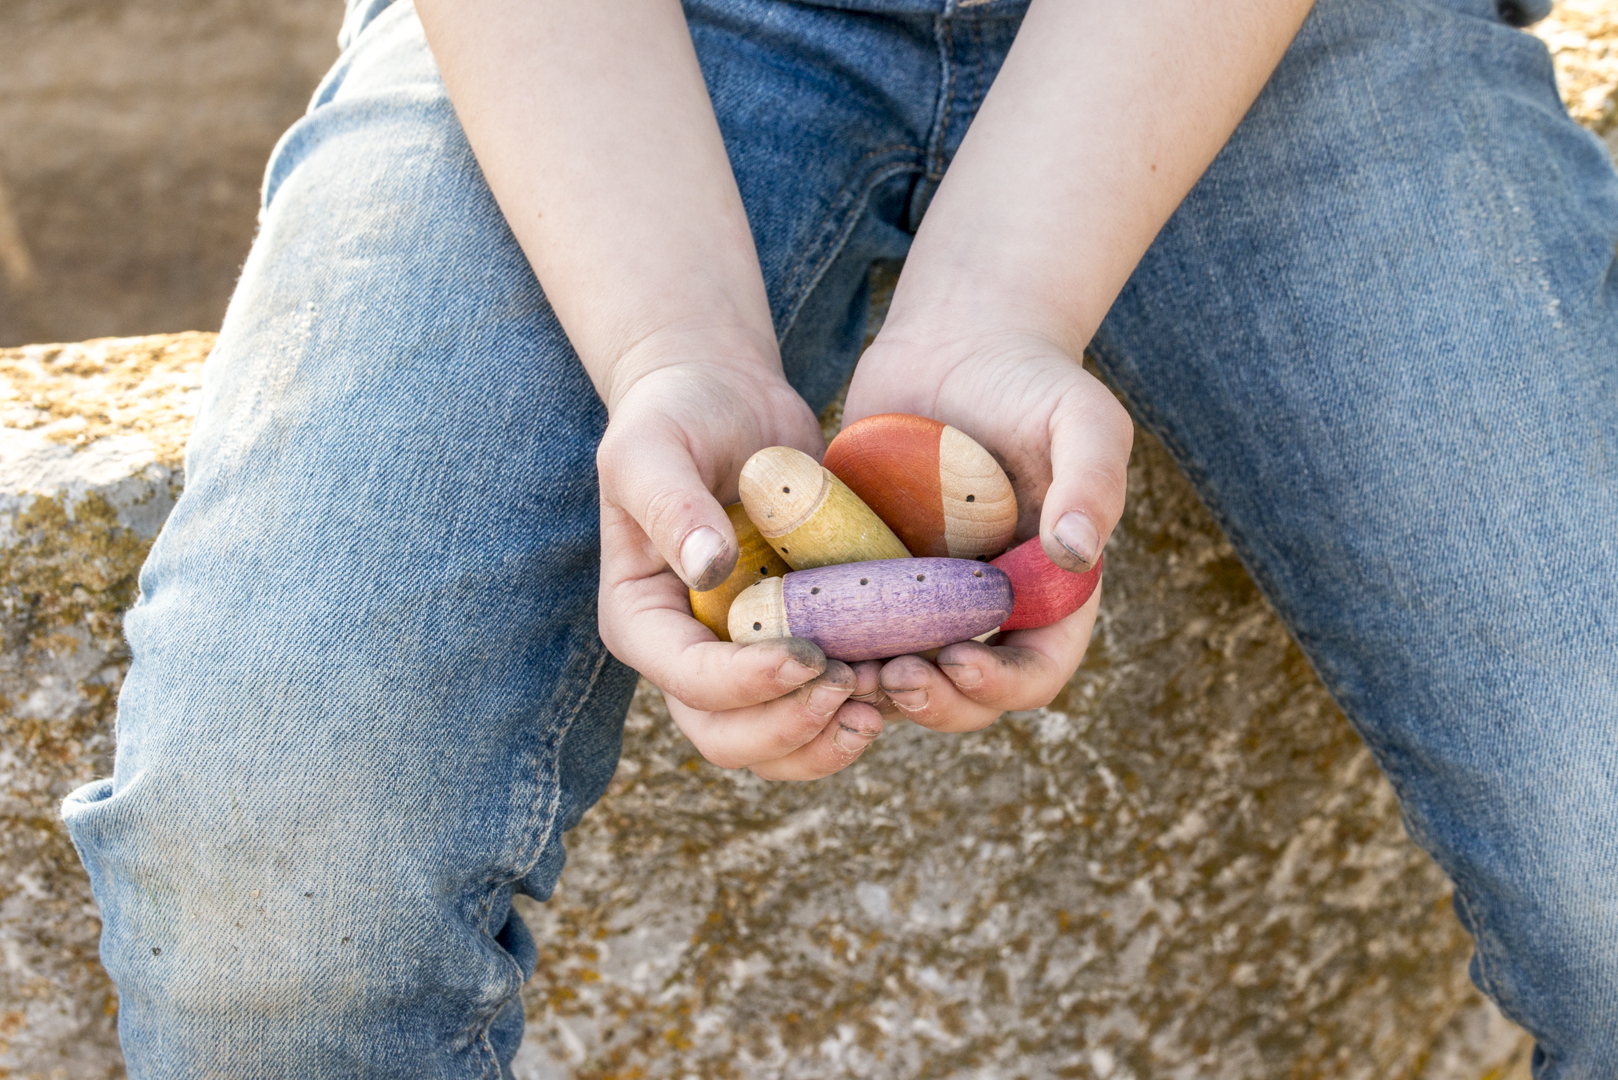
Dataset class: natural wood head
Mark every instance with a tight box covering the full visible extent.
[728,576,789,645]
[739,446,831,539]
[938,424,1018,559]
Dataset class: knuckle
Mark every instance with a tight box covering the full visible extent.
[781,707,833,749]
[1097,391,1134,440]
[659,668,718,713]
[693,735,748,771]
[596,621,629,664]
[639,487,707,546]
[595,427,634,482]
[904,707,954,731]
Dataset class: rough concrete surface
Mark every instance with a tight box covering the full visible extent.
[1,334,205,1079]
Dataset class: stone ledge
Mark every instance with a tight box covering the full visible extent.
[2,331,1535,1080]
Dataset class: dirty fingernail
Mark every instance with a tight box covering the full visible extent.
[808,683,850,717]
[1053,511,1099,569]
[941,663,982,690]
[885,687,928,712]
[680,526,727,590]
[778,658,819,685]
[833,724,879,752]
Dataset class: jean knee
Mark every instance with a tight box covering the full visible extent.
[65,769,533,1076]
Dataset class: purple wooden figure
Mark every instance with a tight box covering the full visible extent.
[728,557,1013,662]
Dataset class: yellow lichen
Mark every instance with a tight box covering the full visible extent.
[0,332,216,470]
[1532,0,1618,136]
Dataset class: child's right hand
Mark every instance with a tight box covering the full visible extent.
[593,357,885,781]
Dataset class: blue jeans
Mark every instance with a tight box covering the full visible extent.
[62,0,1618,1075]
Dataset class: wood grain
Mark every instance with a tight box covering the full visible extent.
[689,503,792,641]
[727,576,788,646]
[991,537,1103,631]
[823,413,1017,560]
[739,445,910,569]
[775,558,1012,662]
[823,413,947,556]
[937,424,1018,559]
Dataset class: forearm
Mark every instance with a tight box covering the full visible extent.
[881,0,1315,357]
[417,0,778,410]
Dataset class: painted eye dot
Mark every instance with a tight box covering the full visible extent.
[759,566,768,574]
[965,494,975,502]
[973,569,984,577]
[781,547,789,554]
[859,578,869,586]
[810,586,820,594]
[915,573,926,581]
[752,622,762,631]
[782,486,791,494]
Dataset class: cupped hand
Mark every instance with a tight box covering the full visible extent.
[595,358,883,780]
[841,327,1133,730]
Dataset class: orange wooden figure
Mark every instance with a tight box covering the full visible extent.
[823,413,1017,560]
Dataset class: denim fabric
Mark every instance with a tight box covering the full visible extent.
[62,0,1615,1076]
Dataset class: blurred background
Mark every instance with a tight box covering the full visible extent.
[0,0,341,347]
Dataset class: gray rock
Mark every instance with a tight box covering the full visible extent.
[2,331,1535,1079]
[1,334,205,1080]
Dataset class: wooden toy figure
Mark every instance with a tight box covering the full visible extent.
[688,503,792,641]
[738,446,911,570]
[990,537,1103,631]
[728,557,1013,662]
[822,413,1017,560]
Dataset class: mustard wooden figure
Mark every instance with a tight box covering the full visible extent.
[688,503,792,641]
[822,413,1017,560]
[738,446,912,570]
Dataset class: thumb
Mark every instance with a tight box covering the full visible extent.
[1039,389,1133,573]
[597,419,739,591]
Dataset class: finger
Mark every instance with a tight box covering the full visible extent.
[668,661,857,768]
[934,580,1102,711]
[848,659,894,712]
[596,416,738,590]
[597,500,835,711]
[1039,380,1133,572]
[749,700,884,781]
[878,654,1002,734]
[653,636,834,713]
[883,581,1102,731]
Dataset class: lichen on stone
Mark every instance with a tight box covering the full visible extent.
[1532,0,1618,141]
[0,332,212,467]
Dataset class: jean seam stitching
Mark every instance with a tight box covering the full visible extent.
[775,149,925,344]
[777,142,921,287]
[463,638,613,1071]
[926,17,956,181]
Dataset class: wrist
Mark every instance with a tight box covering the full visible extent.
[596,318,783,415]
[852,321,1080,416]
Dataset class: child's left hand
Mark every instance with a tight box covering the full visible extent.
[841,327,1133,732]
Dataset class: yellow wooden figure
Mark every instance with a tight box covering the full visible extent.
[688,503,792,641]
[738,446,912,570]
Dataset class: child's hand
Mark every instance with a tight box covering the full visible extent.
[595,358,884,780]
[840,328,1133,732]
